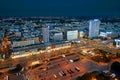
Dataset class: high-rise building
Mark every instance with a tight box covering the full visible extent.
[89,19,101,38]
[42,26,49,43]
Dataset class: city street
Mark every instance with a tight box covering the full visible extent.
[0,38,120,80]
[24,53,110,80]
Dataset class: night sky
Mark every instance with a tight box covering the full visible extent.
[0,0,120,17]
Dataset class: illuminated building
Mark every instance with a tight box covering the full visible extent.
[89,19,101,38]
[115,39,120,47]
[99,32,107,37]
[42,26,49,43]
[67,30,78,41]
[79,31,85,38]
[49,30,63,42]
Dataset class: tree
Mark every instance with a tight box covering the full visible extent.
[76,73,92,80]
[75,71,110,80]
[111,61,120,74]
[8,64,23,74]
[116,52,120,57]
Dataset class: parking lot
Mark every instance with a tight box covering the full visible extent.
[25,53,108,80]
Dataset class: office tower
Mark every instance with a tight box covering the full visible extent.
[89,19,101,38]
[42,26,49,43]
[49,30,63,42]
[67,30,78,41]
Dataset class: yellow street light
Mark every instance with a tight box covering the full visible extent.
[114,78,118,80]
[91,77,97,80]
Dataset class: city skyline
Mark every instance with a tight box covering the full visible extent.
[0,0,120,17]
[0,15,120,80]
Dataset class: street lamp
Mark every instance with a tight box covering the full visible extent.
[114,78,118,80]
[91,77,97,80]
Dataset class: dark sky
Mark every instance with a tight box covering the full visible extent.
[0,0,120,17]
